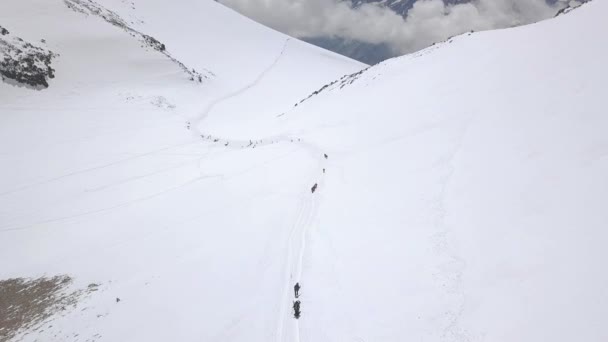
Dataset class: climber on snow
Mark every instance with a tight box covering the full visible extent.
[294,282,301,298]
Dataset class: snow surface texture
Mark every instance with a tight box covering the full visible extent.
[1,0,607,341]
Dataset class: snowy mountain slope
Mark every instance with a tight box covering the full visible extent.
[264,2,607,341]
[1,1,607,342]
[174,0,607,340]
[0,0,362,341]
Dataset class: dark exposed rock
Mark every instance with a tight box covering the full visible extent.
[0,28,56,89]
[142,34,165,52]
[555,0,590,17]
[296,67,370,106]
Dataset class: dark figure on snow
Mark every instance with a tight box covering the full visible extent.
[294,282,301,298]
[324,154,328,159]
[311,183,318,193]
[293,300,301,319]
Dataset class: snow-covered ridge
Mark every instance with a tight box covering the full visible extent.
[63,0,210,83]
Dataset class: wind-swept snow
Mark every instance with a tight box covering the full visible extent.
[1,0,607,341]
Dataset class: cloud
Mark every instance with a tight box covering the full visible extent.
[218,0,572,56]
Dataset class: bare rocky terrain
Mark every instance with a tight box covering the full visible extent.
[0,276,98,342]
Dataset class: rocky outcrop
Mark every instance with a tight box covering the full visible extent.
[0,26,56,89]
[295,67,370,107]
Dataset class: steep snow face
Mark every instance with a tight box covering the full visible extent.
[1,1,607,342]
[264,2,607,341]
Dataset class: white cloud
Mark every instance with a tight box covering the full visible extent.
[218,0,569,55]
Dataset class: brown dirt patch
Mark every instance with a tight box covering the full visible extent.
[0,276,97,342]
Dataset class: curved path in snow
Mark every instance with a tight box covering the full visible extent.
[191,38,291,130]
[188,38,326,342]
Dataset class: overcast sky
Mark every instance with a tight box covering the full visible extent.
[218,0,576,55]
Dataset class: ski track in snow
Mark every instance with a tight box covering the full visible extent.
[191,38,291,130]
[196,134,326,342]
[275,143,325,342]
[193,134,326,342]
[432,119,473,342]
[186,37,326,342]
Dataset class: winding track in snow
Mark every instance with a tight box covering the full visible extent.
[0,38,292,233]
[190,38,291,130]
[187,37,325,342]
